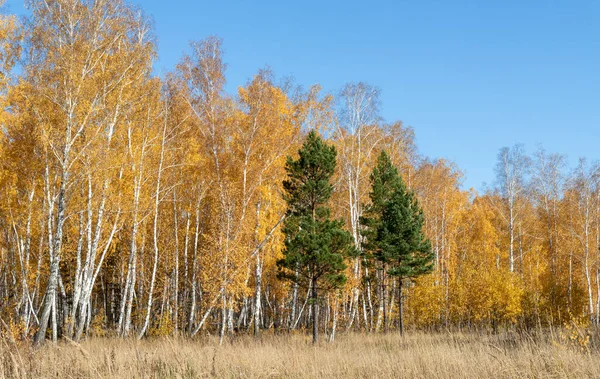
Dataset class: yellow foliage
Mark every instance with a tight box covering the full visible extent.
[556,317,591,354]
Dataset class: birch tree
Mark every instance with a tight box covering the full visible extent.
[493,144,531,273]
[14,0,155,343]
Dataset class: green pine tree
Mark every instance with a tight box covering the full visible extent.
[277,130,354,344]
[361,151,433,335]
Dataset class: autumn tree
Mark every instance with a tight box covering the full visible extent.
[0,0,598,343]
[451,198,524,329]
[410,159,467,326]
[493,144,531,273]
[563,159,600,323]
[334,82,382,330]
[529,148,567,320]
[11,0,157,344]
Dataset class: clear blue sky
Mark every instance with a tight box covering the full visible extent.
[4,1,599,191]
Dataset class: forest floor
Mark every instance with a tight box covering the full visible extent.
[1,329,599,378]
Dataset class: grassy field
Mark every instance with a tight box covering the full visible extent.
[1,329,599,378]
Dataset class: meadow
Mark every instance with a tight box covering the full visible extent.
[1,328,599,378]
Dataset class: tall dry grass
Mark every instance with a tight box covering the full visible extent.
[1,329,599,378]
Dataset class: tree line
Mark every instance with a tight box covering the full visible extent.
[0,0,599,344]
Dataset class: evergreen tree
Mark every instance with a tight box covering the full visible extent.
[360,151,404,332]
[277,130,354,344]
[362,151,433,335]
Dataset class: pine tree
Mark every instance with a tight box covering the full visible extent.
[362,151,433,335]
[361,150,404,333]
[277,130,354,344]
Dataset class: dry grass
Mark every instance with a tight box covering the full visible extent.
[1,330,599,378]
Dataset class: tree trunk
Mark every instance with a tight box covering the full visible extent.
[398,279,404,336]
[138,121,167,339]
[254,254,263,337]
[289,269,298,331]
[219,294,227,345]
[383,266,388,334]
[253,200,262,338]
[312,277,318,344]
[35,164,68,345]
[188,194,202,334]
[329,295,338,342]
[173,190,180,335]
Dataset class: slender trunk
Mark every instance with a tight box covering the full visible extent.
[584,214,594,323]
[129,233,145,335]
[289,268,298,331]
[253,200,262,337]
[398,279,404,336]
[509,210,514,273]
[173,190,180,335]
[68,214,85,338]
[188,197,201,334]
[138,119,168,339]
[118,170,143,335]
[35,162,68,345]
[375,268,383,332]
[365,267,373,332]
[254,254,263,337]
[568,245,573,312]
[51,292,57,342]
[219,294,227,345]
[312,276,318,344]
[182,210,191,331]
[383,265,388,333]
[14,187,35,336]
[227,302,234,335]
[329,295,338,342]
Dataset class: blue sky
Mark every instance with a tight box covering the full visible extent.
[4,1,599,191]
